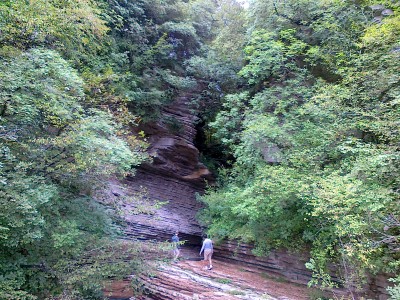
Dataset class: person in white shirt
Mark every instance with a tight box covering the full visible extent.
[199,236,213,270]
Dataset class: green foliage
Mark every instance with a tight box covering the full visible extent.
[199,166,315,253]
[239,31,285,85]
[0,0,108,58]
[199,0,400,294]
[0,1,154,297]
[209,92,249,149]
[0,171,55,248]
[185,0,247,130]
[0,0,230,297]
[387,276,400,300]
[2,0,399,297]
[215,277,232,284]
[103,0,213,121]
[160,22,200,56]
[0,49,146,184]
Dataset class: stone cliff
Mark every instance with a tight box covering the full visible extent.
[213,241,392,300]
[108,90,213,246]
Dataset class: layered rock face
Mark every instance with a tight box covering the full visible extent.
[116,91,213,245]
[213,241,392,300]
[104,90,391,299]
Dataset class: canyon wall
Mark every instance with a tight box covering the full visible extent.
[104,90,391,299]
[214,241,392,300]
[107,90,212,245]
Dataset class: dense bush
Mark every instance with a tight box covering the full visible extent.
[198,0,400,295]
[0,0,215,298]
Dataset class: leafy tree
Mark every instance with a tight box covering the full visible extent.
[0,0,230,297]
[0,47,149,298]
[199,0,400,295]
[0,0,108,60]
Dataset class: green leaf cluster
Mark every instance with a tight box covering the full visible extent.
[0,0,165,298]
[199,0,400,293]
[0,48,148,298]
[1,0,236,297]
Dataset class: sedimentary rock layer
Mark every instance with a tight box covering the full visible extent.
[114,90,211,244]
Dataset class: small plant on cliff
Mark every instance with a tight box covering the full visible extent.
[387,276,400,300]
[227,290,246,296]
[215,278,232,284]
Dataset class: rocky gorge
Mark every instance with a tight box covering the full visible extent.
[103,90,392,300]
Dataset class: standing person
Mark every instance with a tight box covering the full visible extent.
[199,236,213,270]
[171,231,180,262]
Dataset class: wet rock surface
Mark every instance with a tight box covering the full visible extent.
[105,248,314,300]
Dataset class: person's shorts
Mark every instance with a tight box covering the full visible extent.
[204,249,213,260]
